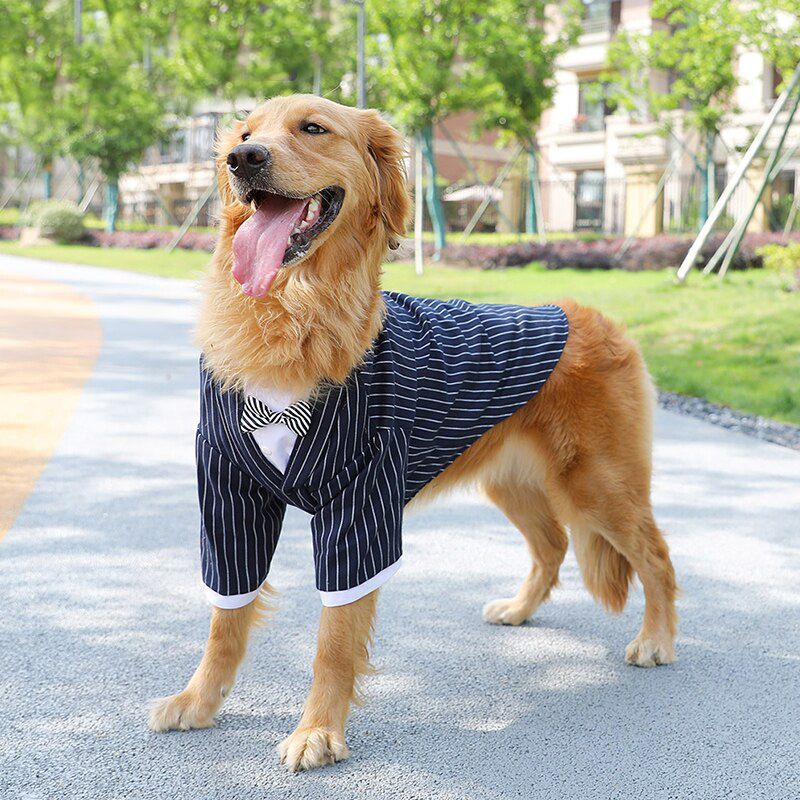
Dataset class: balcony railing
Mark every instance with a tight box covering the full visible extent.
[581,16,614,35]
[580,0,621,35]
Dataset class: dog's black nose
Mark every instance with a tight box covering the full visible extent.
[226,143,270,180]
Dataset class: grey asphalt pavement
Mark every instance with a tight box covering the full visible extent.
[1,254,799,800]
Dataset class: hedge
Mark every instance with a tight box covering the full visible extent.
[2,225,799,272]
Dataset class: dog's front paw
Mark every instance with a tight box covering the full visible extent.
[148,691,219,732]
[624,634,675,668]
[278,726,349,772]
[482,597,530,626]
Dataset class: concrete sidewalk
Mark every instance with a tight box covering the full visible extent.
[1,254,798,800]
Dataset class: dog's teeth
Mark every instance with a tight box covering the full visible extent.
[299,220,309,231]
[287,235,292,246]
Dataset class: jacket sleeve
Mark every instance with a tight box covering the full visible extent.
[196,430,286,608]
[310,428,407,605]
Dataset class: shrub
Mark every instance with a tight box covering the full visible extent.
[437,232,800,271]
[89,229,216,251]
[769,195,795,231]
[23,200,85,243]
[757,242,800,291]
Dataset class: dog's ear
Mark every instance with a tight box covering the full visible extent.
[360,110,411,247]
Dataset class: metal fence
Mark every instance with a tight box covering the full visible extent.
[2,151,798,239]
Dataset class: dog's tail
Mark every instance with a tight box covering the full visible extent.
[572,529,633,613]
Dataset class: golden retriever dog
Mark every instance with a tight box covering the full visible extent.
[149,95,677,772]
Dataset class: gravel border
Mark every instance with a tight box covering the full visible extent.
[658,391,800,451]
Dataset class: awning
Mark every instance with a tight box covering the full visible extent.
[442,185,503,202]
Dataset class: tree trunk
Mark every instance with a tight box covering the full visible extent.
[77,164,85,206]
[525,147,539,235]
[420,124,446,256]
[43,162,53,200]
[104,177,119,233]
[698,132,715,229]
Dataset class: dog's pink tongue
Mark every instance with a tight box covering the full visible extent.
[232,195,308,297]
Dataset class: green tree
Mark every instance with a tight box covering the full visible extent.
[743,0,800,82]
[63,1,181,231]
[369,0,481,252]
[603,0,746,226]
[464,0,581,233]
[171,0,356,107]
[0,1,74,199]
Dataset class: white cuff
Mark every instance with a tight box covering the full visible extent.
[204,584,262,609]
[318,559,402,607]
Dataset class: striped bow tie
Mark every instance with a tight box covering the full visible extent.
[240,396,313,436]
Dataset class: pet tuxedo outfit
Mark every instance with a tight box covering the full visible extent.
[196,292,569,608]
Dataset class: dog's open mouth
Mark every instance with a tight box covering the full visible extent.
[232,186,344,298]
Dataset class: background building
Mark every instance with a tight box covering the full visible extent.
[1,0,796,238]
[535,0,798,235]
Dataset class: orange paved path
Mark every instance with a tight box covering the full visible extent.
[0,268,101,540]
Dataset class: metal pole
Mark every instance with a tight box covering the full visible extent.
[74,0,82,44]
[677,61,800,281]
[414,137,424,276]
[313,59,322,95]
[439,122,517,233]
[460,145,523,242]
[356,0,366,109]
[312,0,322,95]
[783,171,800,240]
[717,85,800,279]
[0,160,37,211]
[618,153,678,257]
[530,147,546,243]
[701,226,737,274]
[768,140,799,183]
[167,180,217,252]
[79,179,101,214]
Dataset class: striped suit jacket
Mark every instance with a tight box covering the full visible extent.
[197,292,569,608]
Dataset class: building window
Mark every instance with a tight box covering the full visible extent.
[581,0,621,34]
[576,81,611,132]
[575,170,605,231]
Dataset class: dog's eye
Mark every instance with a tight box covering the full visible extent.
[301,122,328,135]
[241,132,251,141]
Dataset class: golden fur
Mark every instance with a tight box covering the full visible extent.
[150,95,678,772]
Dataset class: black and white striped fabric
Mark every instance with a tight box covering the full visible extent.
[240,395,313,436]
[196,292,569,608]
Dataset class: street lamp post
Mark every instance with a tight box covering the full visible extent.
[74,0,82,44]
[356,0,366,108]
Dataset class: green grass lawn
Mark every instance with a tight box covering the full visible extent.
[0,241,211,279]
[2,240,798,425]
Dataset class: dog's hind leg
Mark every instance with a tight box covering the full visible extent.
[569,500,677,667]
[482,481,568,626]
[148,588,270,732]
[278,589,378,772]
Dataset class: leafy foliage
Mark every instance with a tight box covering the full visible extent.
[757,242,800,290]
[368,0,482,132]
[603,0,746,138]
[171,0,356,106]
[0,1,74,159]
[0,1,180,187]
[742,0,800,83]
[63,26,178,178]
[23,200,85,243]
[463,0,581,144]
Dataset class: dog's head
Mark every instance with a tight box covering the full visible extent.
[216,95,410,298]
